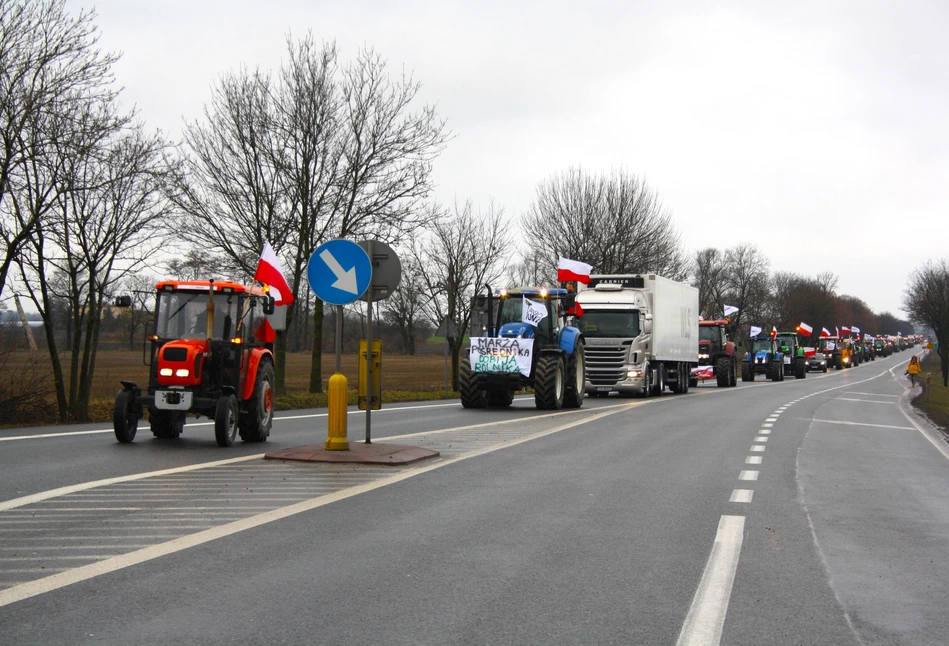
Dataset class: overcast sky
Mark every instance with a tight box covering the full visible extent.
[69,0,949,316]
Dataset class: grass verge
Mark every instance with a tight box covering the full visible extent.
[910,351,949,433]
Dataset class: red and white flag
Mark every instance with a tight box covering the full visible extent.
[770,325,777,338]
[841,326,851,335]
[821,327,831,337]
[835,326,840,337]
[798,322,813,336]
[254,241,294,306]
[558,257,593,284]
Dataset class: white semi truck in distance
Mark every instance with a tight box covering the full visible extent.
[575,274,698,397]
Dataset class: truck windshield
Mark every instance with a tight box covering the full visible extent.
[576,310,639,338]
[156,291,244,340]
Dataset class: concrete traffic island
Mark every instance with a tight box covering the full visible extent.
[264,442,439,465]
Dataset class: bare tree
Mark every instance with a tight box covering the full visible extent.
[174,36,449,394]
[522,167,688,280]
[903,259,949,385]
[416,200,511,390]
[693,247,728,319]
[382,252,428,355]
[115,272,156,350]
[0,0,119,297]
[723,242,770,338]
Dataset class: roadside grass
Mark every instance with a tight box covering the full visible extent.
[13,349,462,426]
[911,351,949,432]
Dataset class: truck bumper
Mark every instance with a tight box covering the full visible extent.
[584,377,645,396]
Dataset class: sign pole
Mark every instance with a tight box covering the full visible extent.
[444,336,449,396]
[365,239,374,445]
[336,305,342,373]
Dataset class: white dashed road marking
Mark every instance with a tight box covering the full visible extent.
[729,490,753,503]
[738,470,759,481]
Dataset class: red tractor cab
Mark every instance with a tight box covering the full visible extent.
[692,319,737,387]
[113,280,277,447]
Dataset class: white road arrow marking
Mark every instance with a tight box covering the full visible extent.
[320,249,359,294]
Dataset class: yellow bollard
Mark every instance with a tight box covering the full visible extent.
[326,372,349,450]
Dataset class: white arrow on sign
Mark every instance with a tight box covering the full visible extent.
[319,249,359,294]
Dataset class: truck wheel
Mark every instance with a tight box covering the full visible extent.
[716,357,730,387]
[729,358,738,386]
[651,363,664,396]
[562,342,585,408]
[487,389,514,408]
[150,409,184,439]
[240,361,274,442]
[214,394,239,447]
[113,390,138,444]
[681,364,690,393]
[534,354,565,410]
[460,357,487,408]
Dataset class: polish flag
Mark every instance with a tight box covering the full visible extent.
[691,365,714,380]
[798,322,813,336]
[254,319,277,343]
[567,302,584,317]
[841,326,851,335]
[804,347,817,357]
[254,241,295,306]
[821,327,831,337]
[770,326,777,338]
[557,257,593,284]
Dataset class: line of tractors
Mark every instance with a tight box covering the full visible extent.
[110,275,922,447]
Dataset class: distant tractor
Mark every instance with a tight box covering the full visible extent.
[461,287,584,410]
[819,336,851,370]
[113,280,277,447]
[693,319,738,387]
[774,331,807,379]
[741,336,784,382]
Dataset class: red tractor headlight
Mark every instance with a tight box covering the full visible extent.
[175,369,190,377]
[160,368,173,377]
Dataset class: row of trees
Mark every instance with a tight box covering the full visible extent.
[904,261,948,386]
[693,243,912,342]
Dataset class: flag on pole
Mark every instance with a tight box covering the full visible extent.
[821,327,831,337]
[557,257,593,284]
[723,304,739,318]
[254,241,294,306]
[750,325,762,338]
[835,326,839,337]
[567,302,584,317]
[771,326,777,338]
[797,322,813,336]
[852,326,861,334]
[841,326,851,335]
[522,297,549,326]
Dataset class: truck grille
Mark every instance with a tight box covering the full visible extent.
[584,344,627,385]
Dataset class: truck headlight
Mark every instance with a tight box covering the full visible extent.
[698,353,710,359]
[627,370,642,378]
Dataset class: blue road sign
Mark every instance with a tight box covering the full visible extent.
[307,239,372,305]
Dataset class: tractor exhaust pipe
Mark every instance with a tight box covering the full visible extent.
[206,280,215,339]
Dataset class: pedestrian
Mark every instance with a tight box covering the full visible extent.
[906,355,921,386]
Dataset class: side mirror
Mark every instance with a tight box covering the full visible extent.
[643,313,653,335]
[114,295,132,308]
[263,296,276,315]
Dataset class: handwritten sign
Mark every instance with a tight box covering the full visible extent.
[470,337,534,376]
[522,297,548,326]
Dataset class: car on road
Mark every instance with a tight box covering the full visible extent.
[806,347,829,372]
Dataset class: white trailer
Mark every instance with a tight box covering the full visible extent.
[575,274,698,396]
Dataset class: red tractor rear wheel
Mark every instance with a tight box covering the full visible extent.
[240,361,274,442]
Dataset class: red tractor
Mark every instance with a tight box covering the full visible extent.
[113,280,277,447]
[691,319,738,387]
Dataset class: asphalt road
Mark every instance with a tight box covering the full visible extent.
[1,349,947,645]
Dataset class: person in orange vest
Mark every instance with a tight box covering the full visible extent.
[906,355,921,385]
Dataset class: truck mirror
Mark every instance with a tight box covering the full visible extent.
[114,295,132,308]
[644,313,653,335]
[263,296,276,315]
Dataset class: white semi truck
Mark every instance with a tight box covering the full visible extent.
[575,274,698,396]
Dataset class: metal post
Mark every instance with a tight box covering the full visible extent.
[365,240,373,444]
[444,336,449,396]
[336,305,342,374]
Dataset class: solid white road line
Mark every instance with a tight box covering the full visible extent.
[846,392,899,398]
[835,397,896,404]
[729,490,753,503]
[0,402,640,608]
[807,419,914,430]
[745,456,762,465]
[676,515,745,646]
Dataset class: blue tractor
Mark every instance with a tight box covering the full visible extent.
[460,286,585,410]
[740,335,785,382]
